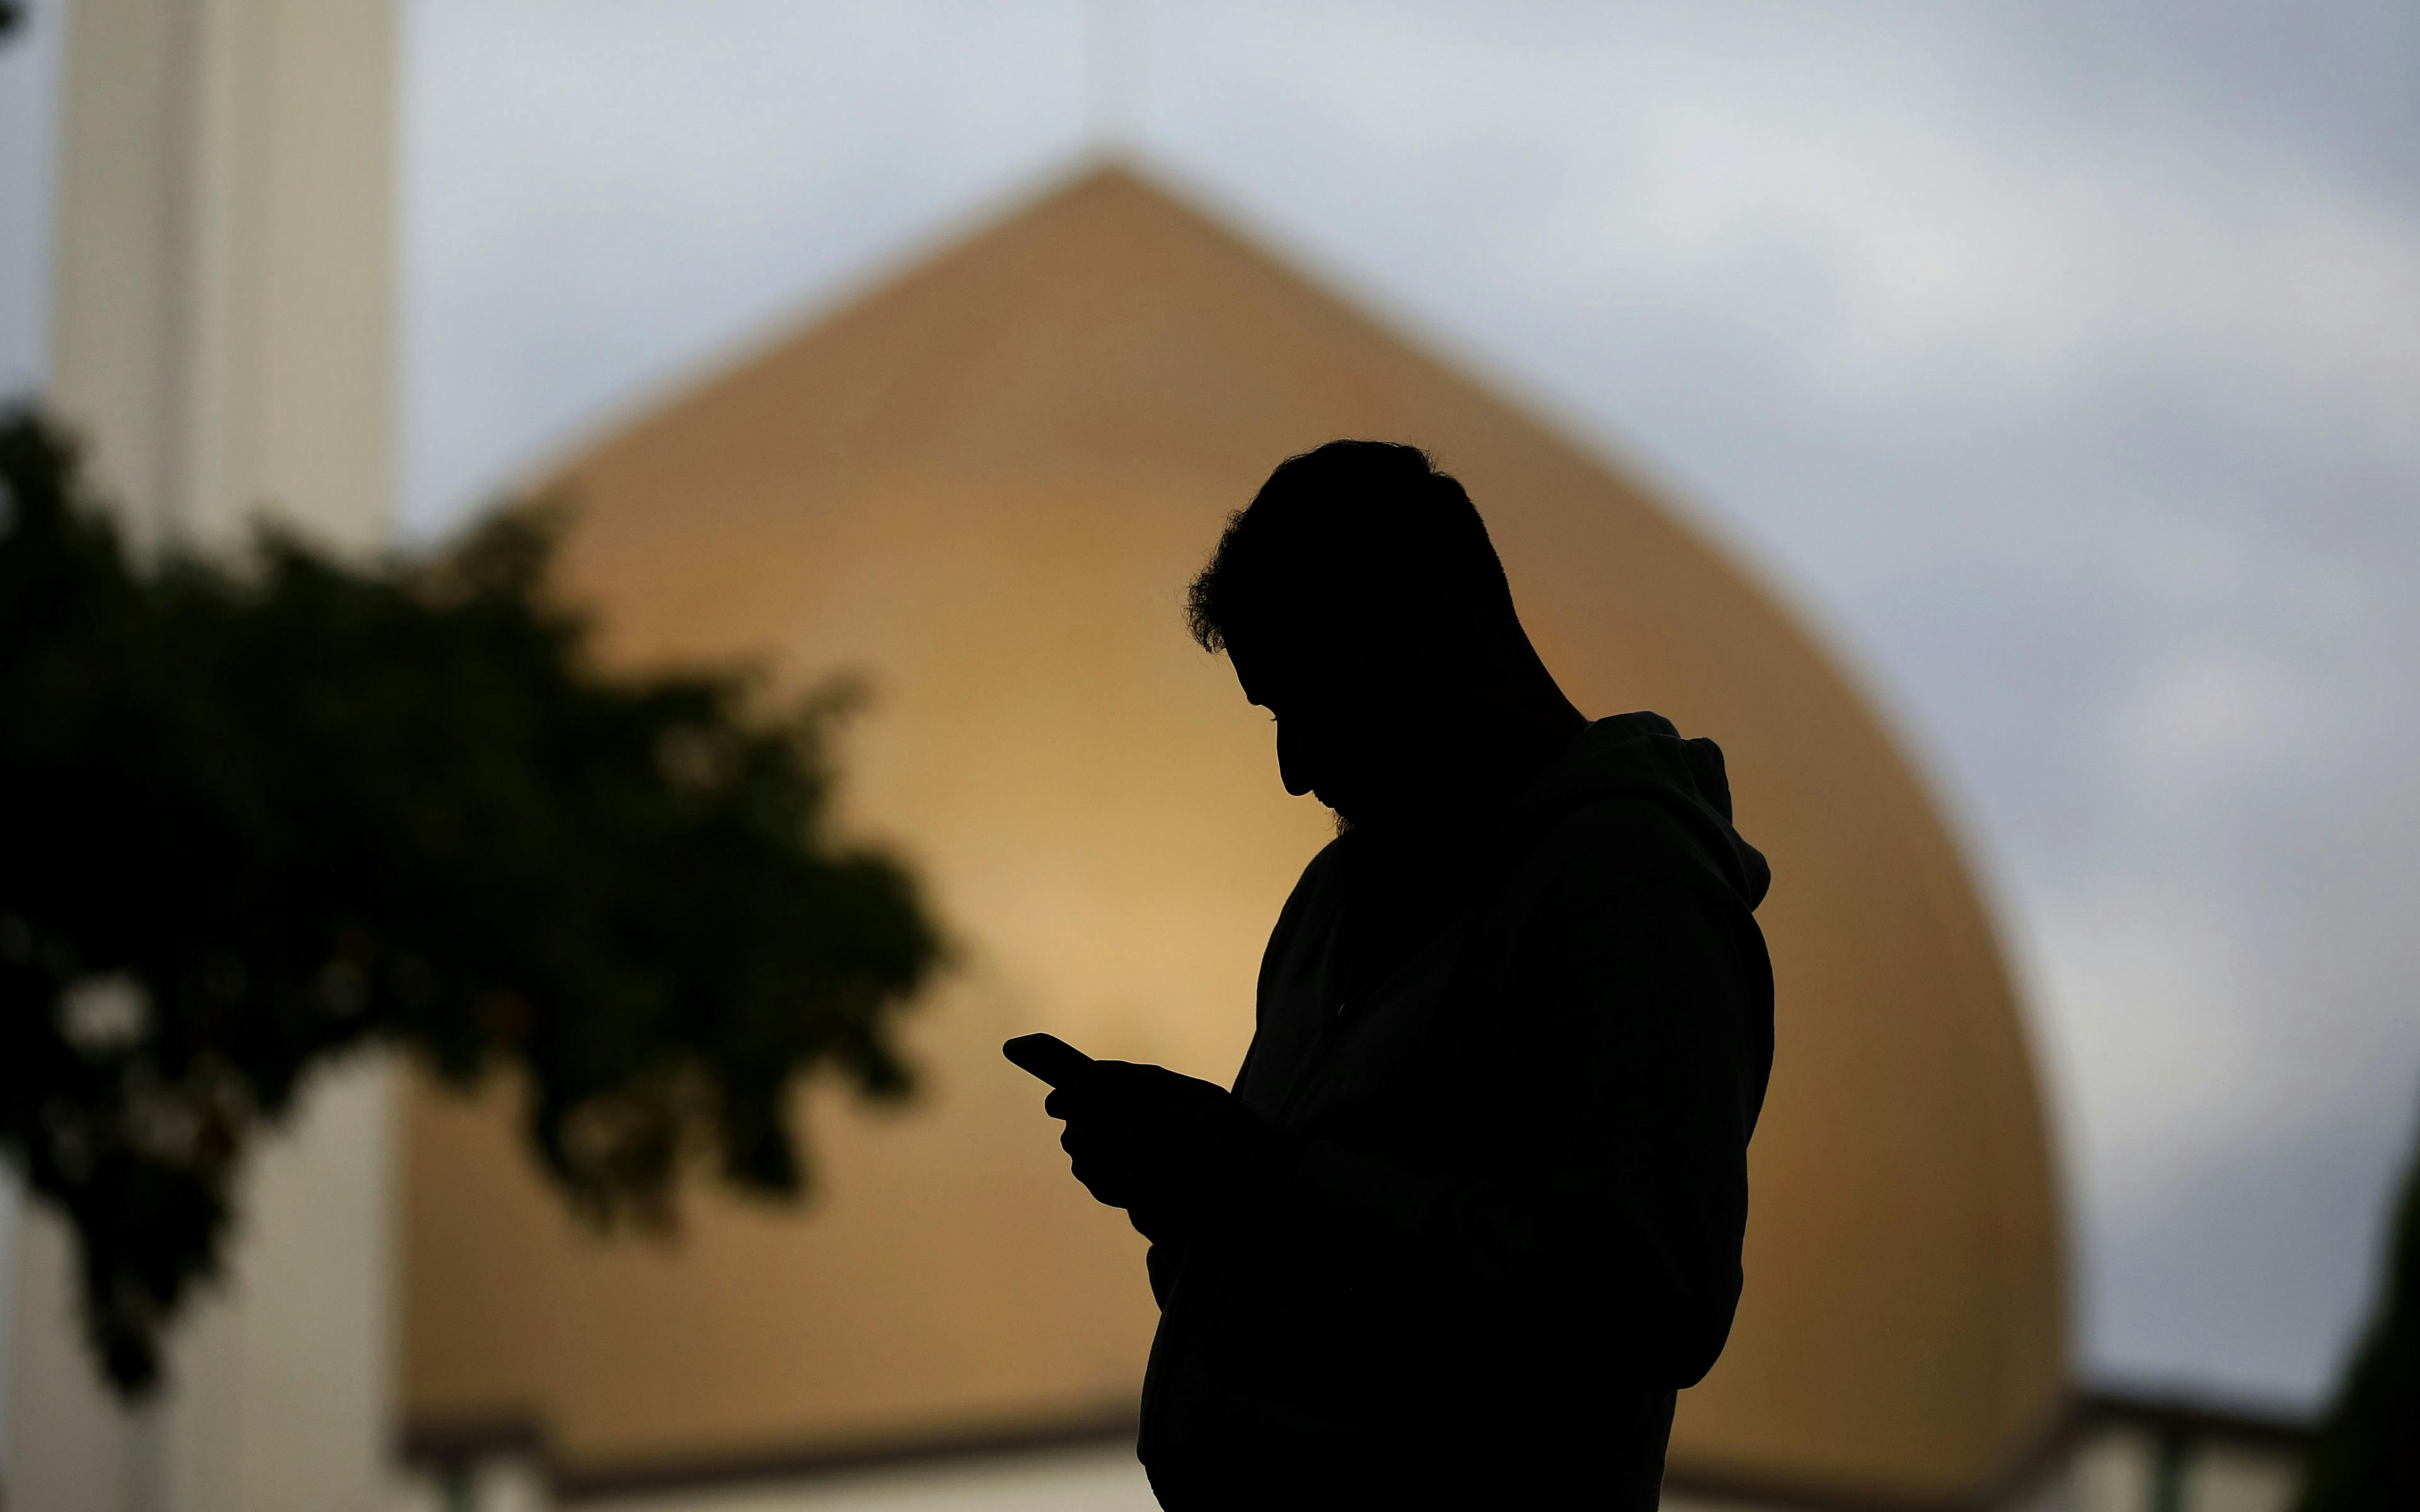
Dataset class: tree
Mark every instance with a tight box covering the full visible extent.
[0,406,943,1395]
[2295,1087,2420,1509]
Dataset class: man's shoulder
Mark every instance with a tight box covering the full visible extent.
[1292,833,1352,895]
[1523,793,1714,889]
[1496,796,1765,948]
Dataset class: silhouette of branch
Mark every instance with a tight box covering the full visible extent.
[0,404,944,1395]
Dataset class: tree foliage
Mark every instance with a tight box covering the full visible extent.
[0,406,943,1395]
[2295,1088,2420,1509]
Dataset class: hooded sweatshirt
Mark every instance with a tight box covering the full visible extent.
[1137,712,1775,1509]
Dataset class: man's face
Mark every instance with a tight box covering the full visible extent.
[1229,622,1446,833]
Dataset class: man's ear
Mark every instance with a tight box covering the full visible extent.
[1412,581,1502,680]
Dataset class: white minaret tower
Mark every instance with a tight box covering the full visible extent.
[45,0,394,553]
[6,3,403,1510]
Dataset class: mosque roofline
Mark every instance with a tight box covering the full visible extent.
[398,1406,1142,1503]
[397,1387,2312,1510]
[2065,1384,2316,1453]
[1666,1388,2312,1512]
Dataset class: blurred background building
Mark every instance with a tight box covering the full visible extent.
[6,1,2412,1509]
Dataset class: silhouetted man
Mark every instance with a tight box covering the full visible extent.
[1013,442,1773,1509]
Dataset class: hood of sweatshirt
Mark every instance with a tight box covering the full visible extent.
[1504,712,1772,912]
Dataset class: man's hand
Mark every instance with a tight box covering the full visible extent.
[1041,1060,1303,1234]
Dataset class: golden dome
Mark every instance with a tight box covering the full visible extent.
[403,165,2065,1504]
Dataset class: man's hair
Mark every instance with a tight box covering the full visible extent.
[1185,441,1518,655]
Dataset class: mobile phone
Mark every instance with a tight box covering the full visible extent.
[1002,1033,1095,1089]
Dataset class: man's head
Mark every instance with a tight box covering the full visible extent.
[1186,441,1576,833]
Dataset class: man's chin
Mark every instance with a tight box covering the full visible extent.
[1316,794,1360,837]
[1324,793,1478,846]
[1318,788,1431,839]
[1323,798,1411,839]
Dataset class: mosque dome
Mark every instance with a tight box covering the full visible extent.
[403,165,2065,1505]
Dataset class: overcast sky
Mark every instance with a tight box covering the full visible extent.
[4,0,2417,1414]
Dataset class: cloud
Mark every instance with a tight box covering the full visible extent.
[2033,883,2264,1203]
[1151,1,2420,467]
[400,0,1092,532]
